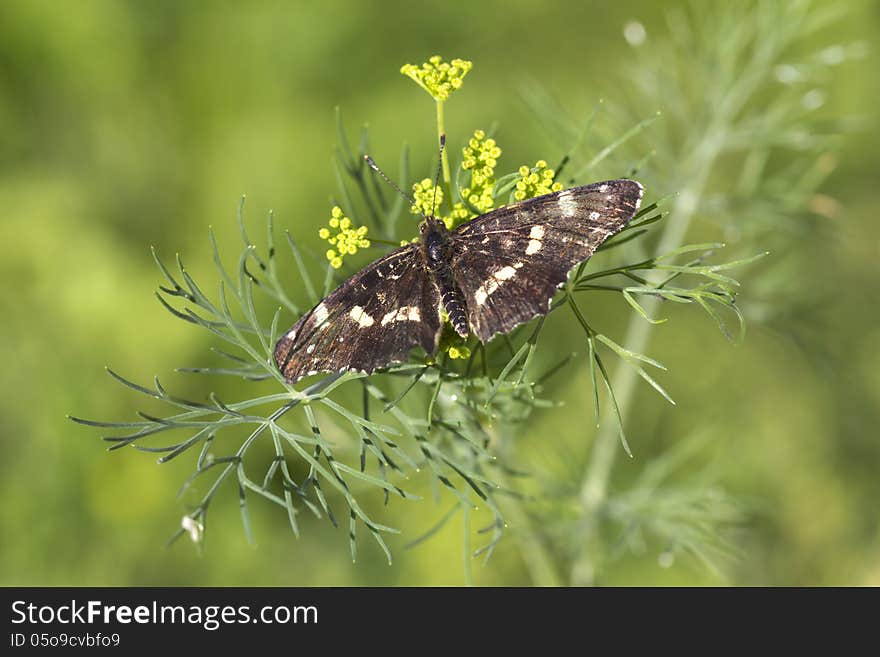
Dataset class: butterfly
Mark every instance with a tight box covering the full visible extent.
[274,178,644,383]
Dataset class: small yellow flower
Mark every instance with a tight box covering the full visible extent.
[445,202,471,229]
[408,181,472,230]
[407,129,502,230]
[438,325,471,359]
[447,344,471,360]
[411,178,444,216]
[318,206,370,269]
[400,55,473,102]
[514,160,564,201]
[460,129,501,216]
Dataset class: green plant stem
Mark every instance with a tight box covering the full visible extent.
[435,99,453,212]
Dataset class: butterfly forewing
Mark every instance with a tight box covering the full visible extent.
[450,180,644,342]
[274,244,442,383]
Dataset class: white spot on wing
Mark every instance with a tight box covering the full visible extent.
[314,303,329,325]
[526,239,542,255]
[381,306,421,325]
[557,193,577,217]
[475,265,516,305]
[589,211,600,220]
[529,225,545,240]
[599,184,608,193]
[349,305,374,327]
[306,344,315,354]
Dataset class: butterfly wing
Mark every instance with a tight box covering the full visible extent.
[274,244,442,383]
[450,180,644,342]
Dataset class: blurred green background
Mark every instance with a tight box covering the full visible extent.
[1,0,878,586]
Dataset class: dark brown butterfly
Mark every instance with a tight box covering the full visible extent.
[274,179,644,383]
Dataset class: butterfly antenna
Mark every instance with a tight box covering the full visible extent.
[430,133,446,218]
[363,154,416,210]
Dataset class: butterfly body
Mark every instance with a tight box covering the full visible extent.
[421,217,470,338]
[275,179,644,384]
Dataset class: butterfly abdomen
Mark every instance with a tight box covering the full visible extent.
[439,278,469,338]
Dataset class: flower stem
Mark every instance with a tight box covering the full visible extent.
[435,99,453,213]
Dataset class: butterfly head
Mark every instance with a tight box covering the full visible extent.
[419,215,448,237]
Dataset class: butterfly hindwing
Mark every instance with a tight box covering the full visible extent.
[274,244,442,383]
[450,180,644,342]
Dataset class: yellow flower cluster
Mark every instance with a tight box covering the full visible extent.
[461,129,501,214]
[319,206,369,269]
[438,325,472,360]
[446,344,471,360]
[409,179,470,230]
[407,130,503,231]
[410,178,443,217]
[445,202,471,229]
[514,160,563,201]
[400,56,473,102]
